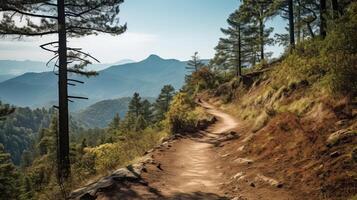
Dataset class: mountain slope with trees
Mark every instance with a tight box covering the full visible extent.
[74,97,155,128]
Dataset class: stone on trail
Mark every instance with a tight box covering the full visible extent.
[234,158,253,164]
[69,163,146,200]
[255,174,283,188]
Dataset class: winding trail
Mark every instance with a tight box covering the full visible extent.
[141,101,239,199]
[94,102,240,200]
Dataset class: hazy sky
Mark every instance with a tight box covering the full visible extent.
[0,0,287,63]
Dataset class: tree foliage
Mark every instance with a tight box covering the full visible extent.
[186,52,205,72]
[154,85,176,122]
[0,144,21,199]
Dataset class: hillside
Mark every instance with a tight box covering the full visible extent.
[0,55,187,109]
[74,97,155,128]
[69,63,356,200]
[0,74,15,83]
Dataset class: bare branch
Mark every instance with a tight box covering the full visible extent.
[68,96,89,100]
[68,79,84,84]
[0,7,57,19]
[0,30,57,36]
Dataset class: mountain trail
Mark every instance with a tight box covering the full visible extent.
[92,101,238,200]
[140,101,239,199]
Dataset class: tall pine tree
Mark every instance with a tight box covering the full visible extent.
[186,52,205,72]
[154,85,175,122]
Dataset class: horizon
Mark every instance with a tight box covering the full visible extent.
[0,53,207,63]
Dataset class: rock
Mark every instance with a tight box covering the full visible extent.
[232,172,245,180]
[221,153,230,158]
[157,163,163,170]
[237,146,245,151]
[215,143,225,147]
[326,129,356,147]
[330,151,341,158]
[141,156,155,164]
[69,165,144,200]
[255,174,283,188]
[144,148,154,155]
[228,131,238,135]
[219,132,240,142]
[231,196,248,200]
[234,158,253,164]
[250,182,255,187]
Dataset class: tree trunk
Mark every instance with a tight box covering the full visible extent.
[57,0,70,180]
[297,5,301,43]
[320,0,327,38]
[331,0,339,18]
[288,0,295,50]
[238,24,242,77]
[259,5,264,61]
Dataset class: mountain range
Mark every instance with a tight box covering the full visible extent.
[0,55,188,110]
[0,59,134,82]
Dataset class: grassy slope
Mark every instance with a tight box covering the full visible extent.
[203,54,356,199]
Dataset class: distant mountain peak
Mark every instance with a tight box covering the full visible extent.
[146,54,163,60]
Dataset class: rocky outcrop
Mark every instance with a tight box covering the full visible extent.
[69,158,150,200]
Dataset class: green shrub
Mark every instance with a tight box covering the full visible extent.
[165,92,197,133]
[85,127,167,174]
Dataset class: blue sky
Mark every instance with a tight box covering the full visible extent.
[0,0,287,63]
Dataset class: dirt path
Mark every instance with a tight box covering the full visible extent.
[137,102,239,199]
[93,102,240,200]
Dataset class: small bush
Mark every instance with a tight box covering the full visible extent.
[165,92,211,133]
[85,127,167,174]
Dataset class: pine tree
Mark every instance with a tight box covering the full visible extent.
[128,93,142,119]
[220,10,244,76]
[0,144,20,199]
[134,115,147,131]
[19,176,34,200]
[0,0,127,180]
[186,52,205,72]
[0,101,15,121]
[141,99,153,124]
[240,0,274,60]
[154,85,175,122]
[209,46,230,72]
[108,113,121,130]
